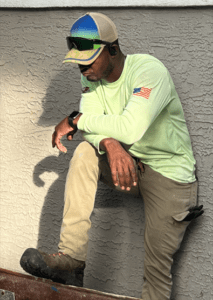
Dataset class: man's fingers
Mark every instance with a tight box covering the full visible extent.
[120,166,131,190]
[120,159,138,191]
[110,158,138,191]
[111,163,125,190]
[117,164,133,191]
[129,165,138,186]
[52,132,67,153]
[111,169,119,187]
[67,134,73,141]
[56,139,67,153]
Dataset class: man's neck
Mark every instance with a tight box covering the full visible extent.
[105,53,126,83]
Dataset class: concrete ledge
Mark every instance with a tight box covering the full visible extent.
[0,268,141,300]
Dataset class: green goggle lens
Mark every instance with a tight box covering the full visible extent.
[66,37,110,51]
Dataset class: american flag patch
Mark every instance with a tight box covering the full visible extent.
[133,87,152,99]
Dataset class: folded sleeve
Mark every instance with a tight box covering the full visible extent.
[81,132,109,154]
[79,76,110,154]
[78,62,172,145]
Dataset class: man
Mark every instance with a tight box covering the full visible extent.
[20,12,203,300]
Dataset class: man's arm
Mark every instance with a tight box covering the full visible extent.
[77,64,172,145]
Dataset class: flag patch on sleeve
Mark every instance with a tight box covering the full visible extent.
[133,87,152,99]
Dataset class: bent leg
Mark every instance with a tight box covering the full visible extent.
[58,142,140,261]
[58,141,100,261]
[139,166,198,300]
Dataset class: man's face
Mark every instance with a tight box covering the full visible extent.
[78,48,114,82]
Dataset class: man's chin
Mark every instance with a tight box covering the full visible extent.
[86,75,99,82]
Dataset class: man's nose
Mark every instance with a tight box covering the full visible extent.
[79,65,89,73]
[78,63,93,73]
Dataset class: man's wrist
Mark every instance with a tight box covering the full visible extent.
[73,113,82,126]
[100,138,119,151]
[68,111,82,128]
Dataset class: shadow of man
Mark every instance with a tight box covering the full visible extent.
[34,67,82,252]
[33,152,71,253]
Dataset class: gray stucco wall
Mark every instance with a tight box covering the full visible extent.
[0,7,212,300]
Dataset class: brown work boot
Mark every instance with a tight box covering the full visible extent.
[20,248,85,287]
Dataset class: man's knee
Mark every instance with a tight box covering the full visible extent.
[71,141,100,170]
[73,141,96,159]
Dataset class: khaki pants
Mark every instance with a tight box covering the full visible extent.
[58,141,198,300]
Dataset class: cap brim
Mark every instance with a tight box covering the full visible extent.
[63,46,105,65]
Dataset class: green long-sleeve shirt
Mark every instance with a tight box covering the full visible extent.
[78,54,196,183]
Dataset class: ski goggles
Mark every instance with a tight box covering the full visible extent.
[66,37,111,51]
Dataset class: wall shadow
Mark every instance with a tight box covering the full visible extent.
[34,152,70,252]
[34,67,81,252]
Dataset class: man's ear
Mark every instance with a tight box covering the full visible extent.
[108,45,118,56]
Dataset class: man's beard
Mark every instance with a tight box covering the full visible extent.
[87,61,114,82]
[102,61,114,80]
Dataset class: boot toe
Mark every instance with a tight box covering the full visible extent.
[20,248,46,274]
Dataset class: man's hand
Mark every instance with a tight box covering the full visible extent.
[100,138,138,191]
[52,116,77,153]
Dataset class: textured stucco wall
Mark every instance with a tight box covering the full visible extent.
[1,0,213,7]
[0,8,212,300]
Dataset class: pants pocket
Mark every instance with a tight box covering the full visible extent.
[173,205,204,223]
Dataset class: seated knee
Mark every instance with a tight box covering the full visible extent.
[71,142,98,168]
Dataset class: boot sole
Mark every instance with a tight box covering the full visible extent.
[20,248,84,287]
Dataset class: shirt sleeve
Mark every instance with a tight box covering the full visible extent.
[78,62,172,145]
[79,75,110,154]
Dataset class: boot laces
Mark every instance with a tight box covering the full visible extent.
[49,252,66,258]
